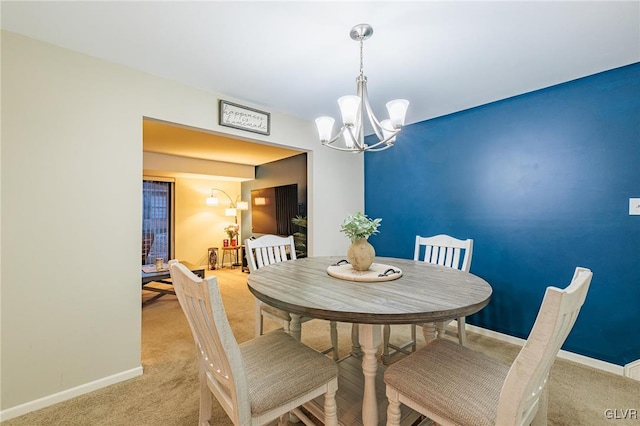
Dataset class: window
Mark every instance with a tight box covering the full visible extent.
[142,179,173,264]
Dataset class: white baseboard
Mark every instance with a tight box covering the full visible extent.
[624,359,640,380]
[0,366,143,422]
[464,323,635,380]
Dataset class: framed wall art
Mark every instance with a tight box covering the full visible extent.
[219,100,270,135]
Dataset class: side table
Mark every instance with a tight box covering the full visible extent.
[221,245,244,269]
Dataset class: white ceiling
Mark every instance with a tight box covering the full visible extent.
[2,1,639,164]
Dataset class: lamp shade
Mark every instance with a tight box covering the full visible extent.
[338,95,361,126]
[315,117,335,142]
[386,99,410,128]
[236,200,249,210]
[206,196,219,206]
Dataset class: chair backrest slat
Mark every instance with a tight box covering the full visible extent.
[414,234,473,272]
[496,267,592,425]
[245,235,296,272]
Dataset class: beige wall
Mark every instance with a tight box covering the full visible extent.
[0,31,363,417]
[173,177,243,267]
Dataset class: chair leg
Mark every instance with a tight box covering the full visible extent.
[384,324,418,365]
[410,324,417,352]
[324,381,339,426]
[436,321,446,339]
[531,385,548,426]
[457,316,466,346]
[198,357,213,426]
[254,299,263,337]
[278,414,287,426]
[386,387,402,426]
[351,323,361,357]
[330,321,339,360]
[382,324,391,364]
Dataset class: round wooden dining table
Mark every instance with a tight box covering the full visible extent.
[247,256,492,426]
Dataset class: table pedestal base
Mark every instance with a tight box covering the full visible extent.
[305,355,420,426]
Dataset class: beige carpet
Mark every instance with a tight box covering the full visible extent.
[3,268,639,425]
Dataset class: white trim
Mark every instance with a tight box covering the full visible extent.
[464,323,631,379]
[0,366,143,422]
[557,347,623,376]
[624,359,640,380]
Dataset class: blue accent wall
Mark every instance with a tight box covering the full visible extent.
[364,63,640,366]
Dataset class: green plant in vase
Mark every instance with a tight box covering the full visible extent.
[340,212,382,271]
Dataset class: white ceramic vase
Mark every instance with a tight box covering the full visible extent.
[347,237,375,271]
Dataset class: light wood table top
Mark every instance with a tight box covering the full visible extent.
[247,256,492,325]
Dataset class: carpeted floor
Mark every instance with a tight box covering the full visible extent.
[3,267,639,425]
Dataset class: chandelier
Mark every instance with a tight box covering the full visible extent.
[315,24,409,153]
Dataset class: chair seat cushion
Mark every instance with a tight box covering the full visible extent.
[240,330,338,416]
[384,339,509,426]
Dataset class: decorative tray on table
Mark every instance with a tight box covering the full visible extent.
[326,260,403,282]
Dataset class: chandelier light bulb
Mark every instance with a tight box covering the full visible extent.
[315,117,335,142]
[344,130,357,148]
[386,99,410,128]
[338,95,361,126]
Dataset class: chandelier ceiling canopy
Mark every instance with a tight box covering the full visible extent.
[315,24,409,153]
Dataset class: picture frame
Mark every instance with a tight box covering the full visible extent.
[218,100,270,135]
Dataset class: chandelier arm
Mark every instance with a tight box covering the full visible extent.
[323,124,351,146]
[345,125,365,150]
[324,137,395,153]
[365,130,401,150]
[361,84,386,141]
[322,143,366,153]
[364,143,395,152]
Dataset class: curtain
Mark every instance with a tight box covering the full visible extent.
[275,184,298,236]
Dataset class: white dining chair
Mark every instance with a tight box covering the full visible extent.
[384,266,592,426]
[169,261,339,426]
[245,235,339,360]
[383,234,474,363]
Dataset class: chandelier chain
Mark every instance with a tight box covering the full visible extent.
[359,38,364,77]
